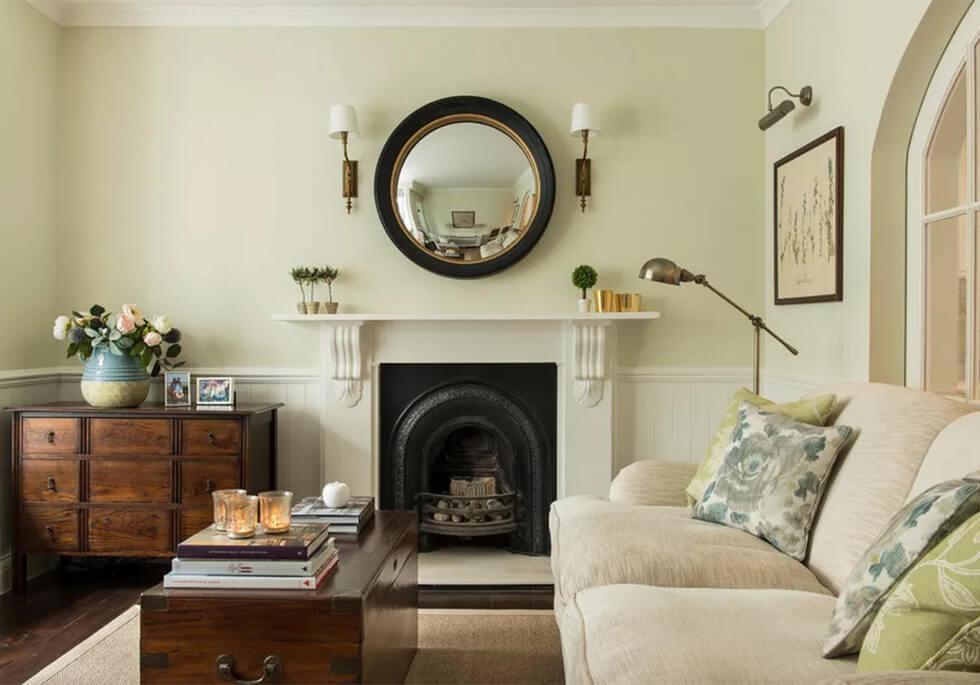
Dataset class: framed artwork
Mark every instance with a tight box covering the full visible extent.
[774,126,844,304]
[197,376,235,406]
[451,211,476,228]
[163,371,191,407]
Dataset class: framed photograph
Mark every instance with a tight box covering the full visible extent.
[451,210,475,228]
[163,371,191,407]
[196,376,235,406]
[774,126,844,304]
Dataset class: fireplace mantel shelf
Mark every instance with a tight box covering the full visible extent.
[272,312,660,322]
[273,311,660,408]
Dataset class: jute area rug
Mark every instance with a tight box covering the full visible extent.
[25,606,564,684]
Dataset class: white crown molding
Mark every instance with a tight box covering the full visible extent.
[26,0,793,29]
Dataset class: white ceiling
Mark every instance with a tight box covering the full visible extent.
[27,0,793,28]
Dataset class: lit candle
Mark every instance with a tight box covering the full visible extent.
[259,490,294,534]
[226,494,258,539]
[212,489,246,531]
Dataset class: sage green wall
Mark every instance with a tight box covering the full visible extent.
[763,0,935,385]
[56,27,764,369]
[0,1,59,371]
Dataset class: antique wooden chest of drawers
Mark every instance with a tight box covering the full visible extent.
[10,402,282,594]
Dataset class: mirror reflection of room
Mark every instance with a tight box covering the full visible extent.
[396,122,537,262]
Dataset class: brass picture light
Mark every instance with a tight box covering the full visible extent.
[638,257,798,394]
[758,85,813,131]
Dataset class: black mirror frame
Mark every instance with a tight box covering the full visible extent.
[374,96,556,279]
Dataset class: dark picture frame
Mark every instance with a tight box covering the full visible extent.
[774,126,844,305]
[451,210,476,228]
[374,96,555,279]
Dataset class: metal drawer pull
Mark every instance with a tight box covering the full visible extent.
[46,431,55,444]
[46,476,57,492]
[205,479,216,494]
[207,431,216,445]
[45,526,55,540]
[216,655,281,684]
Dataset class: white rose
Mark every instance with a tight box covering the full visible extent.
[53,315,70,341]
[143,331,162,347]
[152,315,172,334]
[121,304,144,324]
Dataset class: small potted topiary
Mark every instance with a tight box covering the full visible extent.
[291,266,312,314]
[318,266,340,314]
[572,264,598,313]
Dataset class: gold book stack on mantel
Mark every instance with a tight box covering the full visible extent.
[594,289,642,312]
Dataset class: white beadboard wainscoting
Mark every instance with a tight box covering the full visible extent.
[0,365,821,593]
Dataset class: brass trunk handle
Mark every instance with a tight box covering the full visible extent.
[207,431,216,445]
[46,476,56,492]
[45,526,55,540]
[216,655,281,684]
[46,431,55,443]
[205,479,215,494]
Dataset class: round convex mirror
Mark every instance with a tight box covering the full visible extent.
[375,97,555,278]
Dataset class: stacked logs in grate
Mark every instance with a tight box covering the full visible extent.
[418,477,517,537]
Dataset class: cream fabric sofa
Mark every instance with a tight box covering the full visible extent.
[550,383,980,684]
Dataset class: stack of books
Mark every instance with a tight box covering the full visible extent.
[164,522,337,590]
[291,496,375,535]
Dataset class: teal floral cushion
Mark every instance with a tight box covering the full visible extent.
[823,479,980,658]
[692,402,853,562]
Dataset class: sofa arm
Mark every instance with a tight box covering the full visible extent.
[817,673,980,685]
[608,460,698,506]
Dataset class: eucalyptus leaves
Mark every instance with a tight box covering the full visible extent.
[53,304,184,377]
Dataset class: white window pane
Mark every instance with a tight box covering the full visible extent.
[925,214,968,397]
[927,67,967,214]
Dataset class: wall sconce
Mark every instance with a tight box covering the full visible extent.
[329,104,359,213]
[758,85,813,130]
[570,103,600,212]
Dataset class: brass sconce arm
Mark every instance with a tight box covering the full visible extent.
[766,85,813,112]
[577,129,591,213]
[340,131,357,215]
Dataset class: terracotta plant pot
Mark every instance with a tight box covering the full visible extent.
[304,302,320,314]
[321,302,339,314]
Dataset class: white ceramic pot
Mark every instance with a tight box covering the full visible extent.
[322,481,351,508]
[577,298,591,313]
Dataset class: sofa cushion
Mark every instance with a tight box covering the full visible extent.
[693,402,853,560]
[858,511,980,672]
[804,383,975,595]
[561,584,856,685]
[549,497,829,616]
[911,412,980,499]
[824,479,980,657]
[685,387,838,505]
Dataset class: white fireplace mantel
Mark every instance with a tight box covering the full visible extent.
[273,312,660,409]
[273,311,660,500]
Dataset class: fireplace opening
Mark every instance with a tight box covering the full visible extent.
[379,363,556,555]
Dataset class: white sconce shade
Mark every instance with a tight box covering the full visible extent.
[570,102,600,138]
[329,104,359,139]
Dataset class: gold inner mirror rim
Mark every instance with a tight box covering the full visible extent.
[389,113,542,266]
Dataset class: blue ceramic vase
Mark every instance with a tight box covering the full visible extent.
[80,346,151,408]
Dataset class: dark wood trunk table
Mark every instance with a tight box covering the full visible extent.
[140,511,418,684]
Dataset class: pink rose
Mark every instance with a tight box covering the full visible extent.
[121,304,144,324]
[116,313,136,334]
[143,331,162,347]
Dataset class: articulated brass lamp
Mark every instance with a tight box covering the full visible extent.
[638,257,798,394]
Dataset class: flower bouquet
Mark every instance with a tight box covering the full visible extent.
[53,304,184,407]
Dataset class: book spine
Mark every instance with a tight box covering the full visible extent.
[164,557,338,591]
[172,544,334,576]
[176,530,331,560]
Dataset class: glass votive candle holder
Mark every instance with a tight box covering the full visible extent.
[212,489,246,532]
[259,490,294,534]
[226,494,259,539]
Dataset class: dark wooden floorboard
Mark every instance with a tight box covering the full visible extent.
[0,559,167,684]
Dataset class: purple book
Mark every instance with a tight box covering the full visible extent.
[177,523,330,560]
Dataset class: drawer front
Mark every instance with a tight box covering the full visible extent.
[22,507,79,553]
[90,460,172,503]
[180,460,239,506]
[90,418,173,456]
[22,418,80,454]
[180,419,242,456]
[21,459,80,503]
[179,507,214,541]
[88,507,171,553]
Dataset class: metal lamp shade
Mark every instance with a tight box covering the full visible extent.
[637,257,693,285]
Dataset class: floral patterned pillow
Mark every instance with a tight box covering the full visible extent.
[692,402,853,561]
[823,479,980,658]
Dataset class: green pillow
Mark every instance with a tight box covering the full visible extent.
[692,402,853,561]
[684,388,837,505]
[858,510,980,672]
